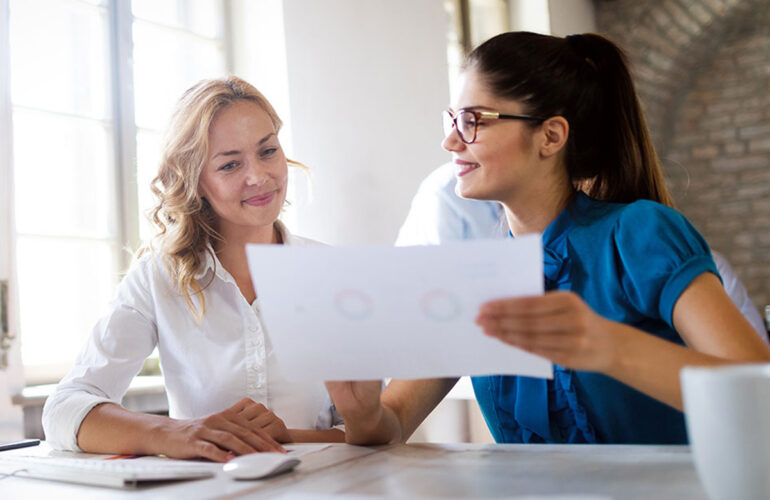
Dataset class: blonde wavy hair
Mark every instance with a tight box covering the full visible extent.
[143,76,296,322]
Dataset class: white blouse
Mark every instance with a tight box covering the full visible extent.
[42,221,342,451]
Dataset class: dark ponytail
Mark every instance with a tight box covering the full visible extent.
[465,32,673,207]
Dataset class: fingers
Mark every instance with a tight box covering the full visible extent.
[193,441,235,463]
[202,413,285,453]
[228,397,258,414]
[238,402,270,422]
[477,292,589,334]
[197,425,259,457]
[476,292,596,362]
[251,410,278,428]
[480,291,575,316]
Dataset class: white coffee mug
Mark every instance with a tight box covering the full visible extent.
[681,364,770,500]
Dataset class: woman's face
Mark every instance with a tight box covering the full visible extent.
[442,70,542,204]
[199,100,288,237]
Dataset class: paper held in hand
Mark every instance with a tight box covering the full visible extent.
[246,234,552,381]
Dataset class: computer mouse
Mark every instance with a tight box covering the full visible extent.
[222,452,301,480]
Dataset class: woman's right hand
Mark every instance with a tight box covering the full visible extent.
[158,398,285,462]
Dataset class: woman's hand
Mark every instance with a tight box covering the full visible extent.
[476,290,619,372]
[236,400,291,443]
[324,380,384,420]
[158,398,286,462]
[325,380,399,444]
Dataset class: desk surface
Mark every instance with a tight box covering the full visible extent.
[0,442,708,499]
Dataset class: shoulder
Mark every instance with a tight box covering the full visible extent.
[128,248,171,278]
[289,234,327,247]
[613,200,705,249]
[616,199,688,226]
[568,195,712,275]
[572,196,697,240]
[416,163,457,194]
[277,220,328,247]
[119,248,177,297]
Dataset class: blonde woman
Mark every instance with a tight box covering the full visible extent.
[43,77,344,462]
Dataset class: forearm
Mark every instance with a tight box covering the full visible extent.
[339,404,403,445]
[343,378,458,444]
[606,274,770,411]
[604,322,746,411]
[76,402,175,456]
[287,428,345,443]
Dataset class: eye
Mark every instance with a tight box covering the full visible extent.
[459,114,476,126]
[218,161,238,172]
[260,147,278,158]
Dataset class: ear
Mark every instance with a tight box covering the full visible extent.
[538,116,569,159]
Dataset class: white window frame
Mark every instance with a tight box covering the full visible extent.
[1,0,231,385]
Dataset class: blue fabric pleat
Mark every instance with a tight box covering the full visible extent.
[475,193,597,444]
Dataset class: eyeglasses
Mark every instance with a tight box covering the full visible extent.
[442,109,546,144]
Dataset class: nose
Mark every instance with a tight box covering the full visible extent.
[244,159,269,187]
[442,126,465,153]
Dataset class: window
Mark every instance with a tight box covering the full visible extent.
[444,0,510,102]
[4,0,228,384]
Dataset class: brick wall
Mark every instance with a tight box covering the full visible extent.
[595,0,770,314]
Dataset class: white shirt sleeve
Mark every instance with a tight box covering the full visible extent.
[712,251,768,342]
[42,258,159,451]
[396,175,464,246]
[396,163,505,246]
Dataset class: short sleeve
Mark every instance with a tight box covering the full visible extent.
[395,173,466,246]
[613,201,718,327]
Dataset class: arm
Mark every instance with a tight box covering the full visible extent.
[609,272,770,408]
[78,398,284,462]
[477,273,770,411]
[288,429,345,443]
[712,251,768,340]
[325,377,458,444]
[42,258,283,460]
[209,401,346,443]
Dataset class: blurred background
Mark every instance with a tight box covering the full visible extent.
[1,0,768,443]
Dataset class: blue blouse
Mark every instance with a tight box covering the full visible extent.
[471,192,719,444]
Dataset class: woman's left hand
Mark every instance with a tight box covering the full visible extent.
[235,399,292,443]
[476,291,620,372]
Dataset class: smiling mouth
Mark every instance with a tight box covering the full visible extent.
[456,163,480,177]
[243,191,276,207]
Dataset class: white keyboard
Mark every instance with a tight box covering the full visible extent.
[0,454,216,488]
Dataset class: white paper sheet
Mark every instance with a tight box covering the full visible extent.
[246,234,552,381]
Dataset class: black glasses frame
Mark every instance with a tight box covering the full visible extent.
[443,109,547,144]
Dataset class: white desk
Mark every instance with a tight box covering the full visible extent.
[0,442,708,499]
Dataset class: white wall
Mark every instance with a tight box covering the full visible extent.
[506,0,596,36]
[508,0,551,34]
[231,0,596,247]
[547,0,596,36]
[235,0,451,246]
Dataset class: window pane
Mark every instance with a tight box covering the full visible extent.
[9,0,111,120]
[132,0,224,39]
[133,5,227,244]
[12,110,115,238]
[132,20,226,130]
[136,129,162,242]
[18,236,117,368]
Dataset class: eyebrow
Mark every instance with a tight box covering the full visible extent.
[211,133,277,160]
[456,105,496,112]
